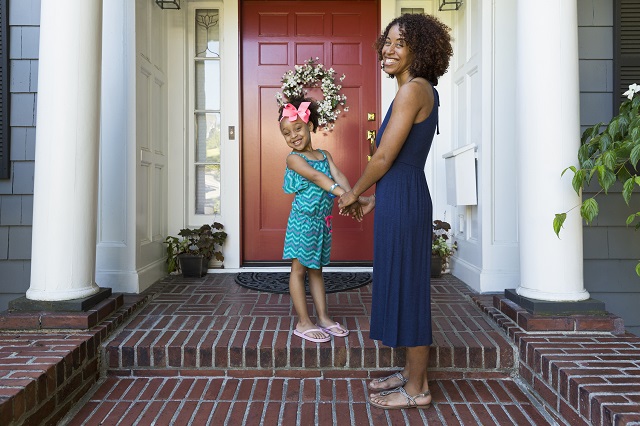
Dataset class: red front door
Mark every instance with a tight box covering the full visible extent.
[241,0,379,264]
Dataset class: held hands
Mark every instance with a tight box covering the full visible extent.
[359,195,375,217]
[339,191,375,222]
[338,191,358,210]
[340,201,364,222]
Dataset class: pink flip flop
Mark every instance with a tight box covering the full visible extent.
[320,322,349,337]
[293,328,331,343]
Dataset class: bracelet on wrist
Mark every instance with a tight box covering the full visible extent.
[329,183,340,194]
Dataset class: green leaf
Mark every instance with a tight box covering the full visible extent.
[553,213,567,237]
[626,213,637,226]
[600,132,613,151]
[617,163,632,183]
[580,198,599,224]
[561,166,576,177]
[591,122,605,139]
[631,144,640,169]
[623,178,635,205]
[581,128,592,145]
[636,177,640,186]
[607,119,619,140]
[587,167,596,185]
[631,126,640,144]
[581,159,595,170]
[571,169,585,195]
[602,150,617,170]
[618,114,630,136]
[578,143,593,164]
[636,261,640,277]
[597,166,616,193]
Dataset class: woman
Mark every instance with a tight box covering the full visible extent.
[339,13,452,410]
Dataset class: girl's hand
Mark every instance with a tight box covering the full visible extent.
[338,190,358,210]
[340,201,363,221]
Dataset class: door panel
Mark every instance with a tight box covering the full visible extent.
[242,1,379,263]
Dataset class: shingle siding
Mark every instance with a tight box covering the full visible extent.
[0,0,39,306]
[0,0,9,181]
[579,0,640,336]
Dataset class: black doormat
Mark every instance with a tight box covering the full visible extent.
[234,272,372,294]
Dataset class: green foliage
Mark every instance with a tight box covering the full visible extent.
[432,220,457,272]
[555,84,640,276]
[553,213,567,237]
[164,222,227,273]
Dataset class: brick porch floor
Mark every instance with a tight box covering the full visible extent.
[1,273,639,425]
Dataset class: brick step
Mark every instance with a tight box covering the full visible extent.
[104,275,517,373]
[475,294,640,426]
[0,294,148,426]
[66,372,558,425]
[104,314,516,372]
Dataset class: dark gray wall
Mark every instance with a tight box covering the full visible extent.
[578,0,640,336]
[0,0,39,309]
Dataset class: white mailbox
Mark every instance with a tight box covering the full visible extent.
[442,144,477,206]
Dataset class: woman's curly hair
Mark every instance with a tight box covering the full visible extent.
[374,14,453,85]
[277,96,320,132]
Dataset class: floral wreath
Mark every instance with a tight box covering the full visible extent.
[276,58,348,131]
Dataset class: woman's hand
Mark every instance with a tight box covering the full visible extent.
[338,190,358,210]
[359,195,376,217]
[341,201,364,221]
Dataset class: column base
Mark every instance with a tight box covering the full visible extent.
[9,287,112,312]
[505,288,604,315]
[493,290,625,335]
[0,289,122,330]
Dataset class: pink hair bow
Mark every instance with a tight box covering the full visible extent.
[280,102,311,123]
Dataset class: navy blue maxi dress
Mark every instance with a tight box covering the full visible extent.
[369,87,439,348]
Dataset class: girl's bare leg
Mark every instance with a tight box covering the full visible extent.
[307,268,347,334]
[290,259,328,339]
[369,346,432,408]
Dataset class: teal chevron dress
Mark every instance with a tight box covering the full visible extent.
[282,150,334,269]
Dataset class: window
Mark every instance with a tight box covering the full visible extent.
[0,0,9,179]
[614,0,640,110]
[193,9,221,215]
[400,8,424,15]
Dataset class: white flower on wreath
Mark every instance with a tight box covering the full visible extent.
[276,57,349,132]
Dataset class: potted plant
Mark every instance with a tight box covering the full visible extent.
[432,219,457,278]
[164,222,227,277]
[553,83,640,276]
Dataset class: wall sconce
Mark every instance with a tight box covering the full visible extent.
[156,0,180,10]
[439,0,463,11]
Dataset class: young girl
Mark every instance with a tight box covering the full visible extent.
[280,97,359,343]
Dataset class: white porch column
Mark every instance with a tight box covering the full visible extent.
[27,0,103,301]
[515,0,589,301]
